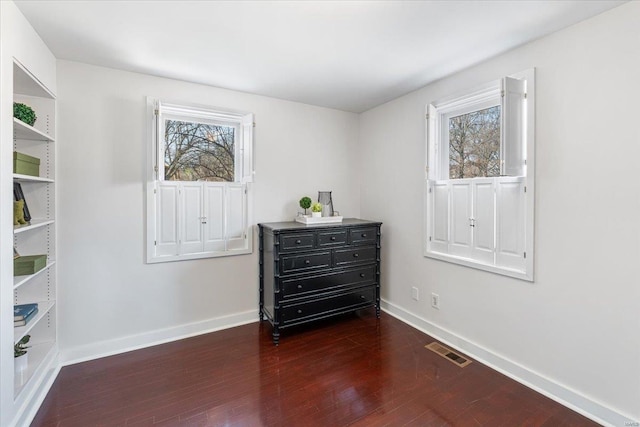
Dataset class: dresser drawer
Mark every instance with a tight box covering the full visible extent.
[350,227,378,245]
[317,230,347,247]
[281,251,331,274]
[281,287,376,325]
[334,246,377,267]
[281,265,376,300]
[280,233,315,251]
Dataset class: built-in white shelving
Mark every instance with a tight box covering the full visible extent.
[8,56,58,406]
[14,340,56,396]
[13,118,55,142]
[13,173,55,183]
[13,261,56,290]
[13,61,55,99]
[2,6,59,425]
[13,300,55,344]
[13,219,55,234]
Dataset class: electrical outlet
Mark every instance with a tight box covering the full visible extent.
[431,292,440,309]
[411,287,419,301]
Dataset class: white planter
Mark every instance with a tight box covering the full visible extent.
[15,354,28,373]
[311,211,322,218]
[15,354,28,384]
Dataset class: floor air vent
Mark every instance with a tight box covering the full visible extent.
[425,342,472,367]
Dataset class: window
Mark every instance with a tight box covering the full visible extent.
[448,105,500,179]
[164,118,237,182]
[424,69,534,280]
[146,99,254,263]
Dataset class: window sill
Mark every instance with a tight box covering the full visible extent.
[147,248,252,264]
[424,249,533,282]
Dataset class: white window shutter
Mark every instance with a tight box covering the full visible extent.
[179,183,204,255]
[226,183,247,250]
[426,104,438,180]
[429,181,450,254]
[241,113,254,183]
[449,181,473,258]
[471,180,495,264]
[155,182,180,257]
[496,178,526,271]
[203,183,226,252]
[501,77,526,177]
[155,100,163,180]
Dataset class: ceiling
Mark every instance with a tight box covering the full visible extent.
[15,0,624,113]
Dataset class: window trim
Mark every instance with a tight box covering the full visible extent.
[424,69,535,281]
[145,97,254,264]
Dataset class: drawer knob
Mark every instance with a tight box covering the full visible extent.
[360,273,365,278]
[330,236,336,241]
[353,253,359,258]
[361,233,367,238]
[297,284,303,289]
[305,260,311,264]
[296,239,302,244]
[360,295,366,299]
[297,309,303,314]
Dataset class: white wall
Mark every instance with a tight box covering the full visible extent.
[359,2,639,425]
[56,61,360,359]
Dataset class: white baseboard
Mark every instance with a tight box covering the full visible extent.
[381,299,636,427]
[11,351,61,427]
[61,309,258,366]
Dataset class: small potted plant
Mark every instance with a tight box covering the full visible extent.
[299,196,312,216]
[14,335,31,375]
[311,202,323,218]
[13,103,37,126]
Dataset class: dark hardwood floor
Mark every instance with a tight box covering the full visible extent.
[32,311,598,426]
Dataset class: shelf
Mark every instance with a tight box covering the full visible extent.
[13,261,56,290]
[14,341,56,397]
[14,300,55,344]
[13,118,55,142]
[13,174,54,183]
[14,219,55,234]
[13,60,55,99]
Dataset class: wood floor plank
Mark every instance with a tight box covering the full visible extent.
[31,311,598,426]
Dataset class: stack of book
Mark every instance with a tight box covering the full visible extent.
[14,303,38,327]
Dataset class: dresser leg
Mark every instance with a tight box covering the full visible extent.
[259,310,264,321]
[376,302,381,318]
[273,329,280,346]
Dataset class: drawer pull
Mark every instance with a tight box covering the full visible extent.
[330,236,336,241]
[353,253,359,258]
[305,260,311,265]
[360,295,366,299]
[360,273,366,278]
[361,233,367,238]
[297,284,303,289]
[297,309,303,314]
[296,239,302,244]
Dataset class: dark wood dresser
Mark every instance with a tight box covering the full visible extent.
[259,219,382,345]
